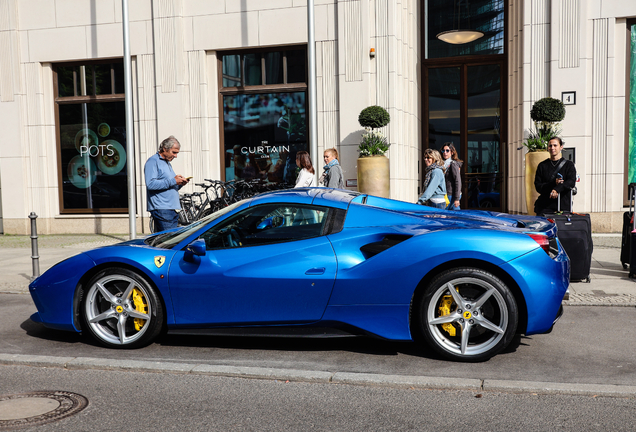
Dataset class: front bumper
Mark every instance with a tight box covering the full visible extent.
[29,252,96,332]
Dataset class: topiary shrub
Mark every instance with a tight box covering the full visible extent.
[521,97,567,152]
[530,97,565,123]
[358,106,390,129]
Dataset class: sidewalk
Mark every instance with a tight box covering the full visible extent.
[0,233,634,305]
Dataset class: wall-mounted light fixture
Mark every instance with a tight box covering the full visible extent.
[369,48,376,58]
[436,0,483,45]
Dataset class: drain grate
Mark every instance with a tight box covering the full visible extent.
[0,391,88,430]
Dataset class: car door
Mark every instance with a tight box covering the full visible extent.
[168,203,338,325]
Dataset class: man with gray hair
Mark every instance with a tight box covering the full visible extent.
[144,135,189,231]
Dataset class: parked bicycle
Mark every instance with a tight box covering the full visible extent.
[149,179,293,233]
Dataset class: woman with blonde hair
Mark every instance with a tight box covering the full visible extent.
[321,148,344,189]
[417,148,447,208]
[294,151,316,187]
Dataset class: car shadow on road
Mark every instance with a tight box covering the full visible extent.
[20,318,83,345]
[159,332,444,358]
[20,318,527,363]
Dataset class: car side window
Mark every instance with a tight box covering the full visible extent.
[201,204,329,250]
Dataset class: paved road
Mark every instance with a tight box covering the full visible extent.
[3,363,636,432]
[2,293,636,394]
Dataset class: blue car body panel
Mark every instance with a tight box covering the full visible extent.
[29,252,96,332]
[167,236,337,326]
[28,188,569,343]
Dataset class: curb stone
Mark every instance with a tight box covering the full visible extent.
[0,353,635,398]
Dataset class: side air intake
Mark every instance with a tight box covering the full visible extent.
[360,235,412,259]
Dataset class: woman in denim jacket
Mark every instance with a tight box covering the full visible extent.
[417,148,447,208]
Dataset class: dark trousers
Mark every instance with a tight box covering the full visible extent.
[150,209,179,232]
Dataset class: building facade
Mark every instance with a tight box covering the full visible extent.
[0,0,633,234]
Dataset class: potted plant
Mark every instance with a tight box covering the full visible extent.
[357,106,391,197]
[522,97,566,215]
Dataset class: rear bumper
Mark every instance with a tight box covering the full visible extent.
[499,244,570,335]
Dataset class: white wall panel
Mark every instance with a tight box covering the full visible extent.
[590,18,609,212]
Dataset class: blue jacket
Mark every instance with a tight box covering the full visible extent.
[144,153,181,211]
[418,167,447,203]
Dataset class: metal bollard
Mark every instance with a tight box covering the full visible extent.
[29,212,40,279]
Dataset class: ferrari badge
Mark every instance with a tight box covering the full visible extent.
[154,256,166,268]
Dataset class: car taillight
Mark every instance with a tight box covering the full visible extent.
[527,234,559,259]
[527,233,550,254]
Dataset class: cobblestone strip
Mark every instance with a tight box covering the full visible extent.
[564,293,636,306]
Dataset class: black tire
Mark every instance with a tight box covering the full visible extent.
[149,216,155,233]
[81,267,164,349]
[199,207,213,219]
[415,267,518,362]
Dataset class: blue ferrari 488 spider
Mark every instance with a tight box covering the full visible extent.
[29,188,569,362]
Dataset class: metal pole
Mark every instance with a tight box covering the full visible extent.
[122,0,137,239]
[307,0,319,184]
[29,212,40,279]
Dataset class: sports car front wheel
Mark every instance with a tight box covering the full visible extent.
[416,268,518,362]
[82,268,164,348]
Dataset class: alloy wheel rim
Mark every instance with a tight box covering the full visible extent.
[426,276,508,356]
[85,274,151,345]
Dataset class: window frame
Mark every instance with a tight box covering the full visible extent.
[218,46,309,182]
[53,58,128,214]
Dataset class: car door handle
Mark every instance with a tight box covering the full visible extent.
[305,267,326,275]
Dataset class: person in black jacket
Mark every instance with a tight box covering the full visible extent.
[534,137,576,215]
[441,142,463,210]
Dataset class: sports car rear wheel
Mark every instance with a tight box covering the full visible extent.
[417,268,518,362]
[82,268,164,348]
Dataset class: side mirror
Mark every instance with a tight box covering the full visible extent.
[257,217,274,230]
[257,216,284,230]
[185,239,206,258]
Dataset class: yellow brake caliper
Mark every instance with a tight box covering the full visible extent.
[132,288,148,331]
[438,294,456,337]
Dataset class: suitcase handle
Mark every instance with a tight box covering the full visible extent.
[557,188,574,213]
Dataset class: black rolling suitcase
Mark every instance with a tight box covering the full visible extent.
[543,189,593,283]
[620,183,635,271]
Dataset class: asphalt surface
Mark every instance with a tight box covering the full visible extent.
[3,364,636,432]
[1,233,635,399]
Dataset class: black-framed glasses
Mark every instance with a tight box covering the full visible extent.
[442,149,451,153]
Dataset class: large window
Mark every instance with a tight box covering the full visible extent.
[422,0,506,210]
[54,60,128,213]
[425,0,505,59]
[425,63,504,210]
[220,47,307,185]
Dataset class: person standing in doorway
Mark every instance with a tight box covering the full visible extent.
[441,143,463,210]
[533,137,576,215]
[144,135,189,232]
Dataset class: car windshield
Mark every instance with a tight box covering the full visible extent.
[147,200,245,249]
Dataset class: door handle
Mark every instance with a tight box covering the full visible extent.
[305,267,325,275]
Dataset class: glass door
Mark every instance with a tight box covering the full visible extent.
[424,61,505,210]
